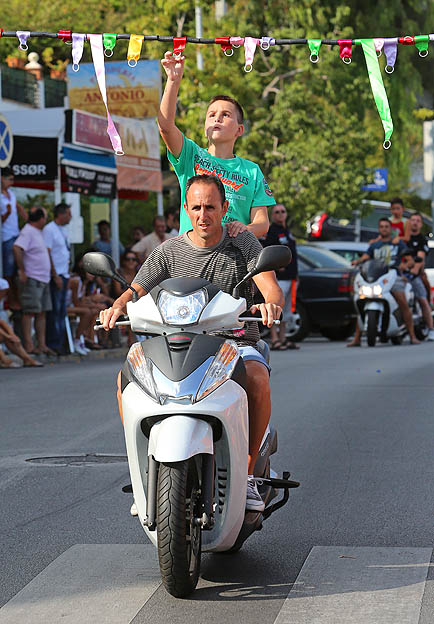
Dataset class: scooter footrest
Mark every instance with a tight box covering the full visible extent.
[256,476,300,489]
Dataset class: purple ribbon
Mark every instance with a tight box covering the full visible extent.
[16,31,30,50]
[72,33,86,72]
[384,37,398,72]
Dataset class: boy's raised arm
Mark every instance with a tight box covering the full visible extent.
[158,51,185,159]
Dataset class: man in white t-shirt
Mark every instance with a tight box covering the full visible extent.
[43,203,72,353]
[131,215,172,261]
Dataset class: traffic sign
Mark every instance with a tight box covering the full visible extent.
[0,114,14,168]
[362,168,388,192]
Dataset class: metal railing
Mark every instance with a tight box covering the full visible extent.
[0,65,38,106]
[44,76,66,108]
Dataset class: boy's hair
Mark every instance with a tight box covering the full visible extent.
[390,197,403,207]
[185,174,226,206]
[207,95,244,124]
[97,219,110,228]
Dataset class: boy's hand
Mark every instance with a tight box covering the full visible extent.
[161,51,185,82]
[227,221,248,237]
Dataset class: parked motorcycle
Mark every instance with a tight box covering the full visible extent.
[83,246,299,598]
[353,258,427,346]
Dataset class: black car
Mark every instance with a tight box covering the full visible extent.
[286,245,357,342]
[306,205,433,242]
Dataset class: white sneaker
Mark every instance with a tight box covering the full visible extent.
[130,502,138,516]
[427,329,434,341]
[246,476,265,512]
[73,339,88,356]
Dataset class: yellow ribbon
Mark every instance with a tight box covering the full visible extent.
[127,34,144,66]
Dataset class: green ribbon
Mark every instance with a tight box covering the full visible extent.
[307,39,322,61]
[103,33,117,52]
[359,38,393,148]
[414,35,429,55]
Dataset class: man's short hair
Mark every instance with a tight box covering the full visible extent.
[53,202,70,219]
[1,166,13,178]
[28,207,45,222]
[185,174,226,206]
[133,225,145,234]
[207,95,244,124]
[390,197,403,207]
[378,217,391,226]
[97,219,110,228]
[410,212,423,220]
[153,215,165,227]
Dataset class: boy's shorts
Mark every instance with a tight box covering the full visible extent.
[19,278,52,314]
[411,276,427,299]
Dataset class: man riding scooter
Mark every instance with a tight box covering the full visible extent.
[348,217,420,346]
[100,174,284,512]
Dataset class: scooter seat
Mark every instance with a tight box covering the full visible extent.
[255,339,270,365]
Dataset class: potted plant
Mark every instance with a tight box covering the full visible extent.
[41,47,69,80]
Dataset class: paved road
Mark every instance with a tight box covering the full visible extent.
[0,339,433,623]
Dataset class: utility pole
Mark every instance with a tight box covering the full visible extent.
[195,2,203,71]
[215,0,227,20]
[423,121,434,236]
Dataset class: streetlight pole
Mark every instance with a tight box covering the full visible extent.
[195,2,203,71]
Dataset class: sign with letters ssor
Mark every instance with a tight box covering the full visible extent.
[10,136,58,181]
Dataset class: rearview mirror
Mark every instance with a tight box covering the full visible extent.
[83,252,117,279]
[232,245,292,298]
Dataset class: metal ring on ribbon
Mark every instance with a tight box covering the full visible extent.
[260,41,270,50]
[115,149,125,156]
[232,43,241,48]
[72,63,80,72]
[342,57,351,64]
[310,53,319,63]
[19,43,28,51]
[244,64,253,73]
[385,65,394,74]
[128,59,138,68]
[104,49,114,57]
[383,140,392,150]
[223,48,234,57]
[419,49,429,58]
[65,41,73,46]
[377,49,382,57]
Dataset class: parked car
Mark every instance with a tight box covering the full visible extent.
[259,244,357,342]
[309,241,369,264]
[425,239,434,305]
[306,202,433,242]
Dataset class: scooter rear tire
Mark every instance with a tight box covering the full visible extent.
[367,310,378,347]
[157,459,201,597]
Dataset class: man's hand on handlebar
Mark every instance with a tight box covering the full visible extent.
[99,305,125,330]
[250,303,282,328]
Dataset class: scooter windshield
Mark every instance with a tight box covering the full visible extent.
[360,259,388,283]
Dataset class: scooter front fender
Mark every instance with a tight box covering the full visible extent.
[364,300,384,312]
[148,415,214,462]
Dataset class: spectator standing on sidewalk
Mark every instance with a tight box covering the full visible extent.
[264,204,299,350]
[165,209,180,236]
[13,207,55,356]
[43,202,72,354]
[131,215,172,262]
[92,220,125,257]
[1,167,27,308]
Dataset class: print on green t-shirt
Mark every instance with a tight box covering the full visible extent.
[167,134,276,233]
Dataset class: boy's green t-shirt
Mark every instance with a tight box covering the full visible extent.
[168,134,276,234]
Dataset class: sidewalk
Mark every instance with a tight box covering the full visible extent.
[3,346,128,368]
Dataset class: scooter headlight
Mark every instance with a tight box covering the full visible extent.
[127,343,158,402]
[195,340,240,403]
[157,289,207,326]
[359,285,373,297]
[372,284,383,296]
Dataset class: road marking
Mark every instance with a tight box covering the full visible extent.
[274,546,432,624]
[0,544,161,624]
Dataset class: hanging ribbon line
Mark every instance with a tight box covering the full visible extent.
[414,34,429,57]
[173,36,186,58]
[215,36,233,57]
[373,38,384,56]
[88,34,123,155]
[127,34,144,67]
[243,37,259,72]
[384,37,398,73]
[103,33,117,57]
[71,33,85,72]
[230,36,244,48]
[16,31,30,50]
[359,39,393,149]
[307,39,322,63]
[260,37,275,50]
[338,39,353,64]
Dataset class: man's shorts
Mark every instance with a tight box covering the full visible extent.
[278,279,297,321]
[2,237,17,277]
[391,276,406,293]
[411,276,427,299]
[239,345,271,374]
[18,278,52,314]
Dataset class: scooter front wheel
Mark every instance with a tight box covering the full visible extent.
[367,310,378,347]
[157,459,202,597]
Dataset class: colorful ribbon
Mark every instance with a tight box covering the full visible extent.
[58,30,72,43]
[373,38,384,56]
[338,39,352,63]
[260,37,275,50]
[16,31,30,50]
[359,39,393,149]
[230,36,244,48]
[173,36,186,58]
[308,39,322,63]
[88,34,123,155]
[127,34,144,67]
[384,37,398,73]
[72,33,86,72]
[414,34,429,57]
[103,33,117,57]
[215,36,233,56]
[399,36,415,45]
[243,37,259,72]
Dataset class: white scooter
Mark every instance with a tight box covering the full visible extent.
[84,247,299,598]
[353,258,426,346]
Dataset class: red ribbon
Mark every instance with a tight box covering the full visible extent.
[399,36,415,45]
[58,30,72,42]
[173,36,187,56]
[215,36,232,54]
[0,29,3,38]
[338,39,353,59]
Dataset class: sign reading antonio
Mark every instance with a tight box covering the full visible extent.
[10,136,58,181]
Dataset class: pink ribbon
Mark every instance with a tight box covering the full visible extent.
[243,37,260,71]
[88,34,123,155]
[384,37,398,73]
[373,38,384,55]
[16,31,30,50]
[72,33,86,72]
[230,36,244,48]
[430,34,434,41]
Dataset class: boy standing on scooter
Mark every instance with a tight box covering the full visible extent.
[158,50,275,238]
